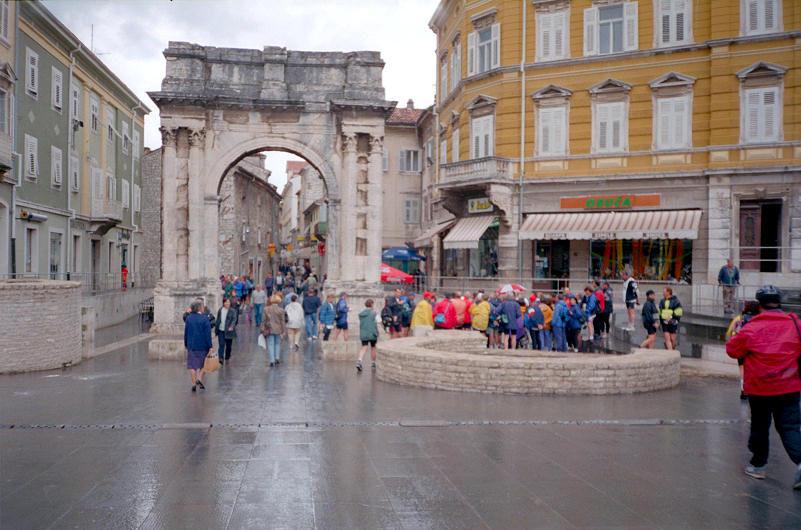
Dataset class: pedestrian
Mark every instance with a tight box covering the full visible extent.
[387,288,404,338]
[600,281,614,336]
[410,291,435,333]
[451,292,467,330]
[718,258,740,315]
[223,274,235,299]
[260,294,287,366]
[726,300,760,400]
[184,299,214,392]
[539,296,554,351]
[215,297,238,364]
[592,280,606,339]
[470,292,490,334]
[333,292,349,341]
[658,287,683,350]
[264,272,274,296]
[551,294,568,352]
[582,286,600,340]
[319,293,336,341]
[487,295,502,348]
[302,288,321,340]
[620,270,640,330]
[252,284,268,327]
[566,296,584,352]
[525,296,544,350]
[183,297,216,328]
[726,285,801,489]
[461,293,473,330]
[515,299,528,348]
[500,294,521,349]
[640,290,660,349]
[285,294,304,350]
[433,293,457,330]
[401,294,414,337]
[356,299,381,372]
[234,276,245,302]
[275,271,284,292]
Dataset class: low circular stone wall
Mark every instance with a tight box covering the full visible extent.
[0,279,82,373]
[376,330,680,395]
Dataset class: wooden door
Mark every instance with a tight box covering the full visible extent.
[739,203,761,270]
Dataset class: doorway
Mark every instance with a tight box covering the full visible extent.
[740,200,782,272]
[531,240,570,292]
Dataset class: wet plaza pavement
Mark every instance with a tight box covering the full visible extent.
[2,321,801,528]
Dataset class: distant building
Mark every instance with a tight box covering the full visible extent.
[279,161,306,260]
[296,164,327,275]
[140,147,162,287]
[0,0,16,276]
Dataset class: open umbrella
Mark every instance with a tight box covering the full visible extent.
[381,263,413,284]
[496,283,527,295]
[382,247,427,261]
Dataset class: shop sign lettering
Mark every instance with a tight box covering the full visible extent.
[585,196,631,209]
[560,194,660,210]
[468,197,493,214]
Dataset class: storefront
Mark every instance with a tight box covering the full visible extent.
[440,204,499,278]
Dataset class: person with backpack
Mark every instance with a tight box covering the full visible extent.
[726,285,801,488]
[400,294,414,337]
[500,295,521,349]
[659,287,683,350]
[381,296,395,334]
[551,294,569,352]
[433,293,457,330]
[583,286,600,340]
[566,296,585,352]
[332,292,349,341]
[621,270,640,330]
[640,290,660,349]
[386,288,404,338]
[318,293,336,341]
[726,299,760,400]
[356,299,381,372]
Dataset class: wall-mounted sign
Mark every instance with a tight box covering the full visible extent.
[468,197,493,214]
[560,194,661,210]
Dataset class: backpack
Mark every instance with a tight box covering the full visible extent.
[592,296,602,316]
[434,313,445,325]
[335,300,343,321]
[381,306,394,328]
[603,290,613,313]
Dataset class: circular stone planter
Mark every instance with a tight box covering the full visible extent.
[376,330,680,395]
[0,279,82,373]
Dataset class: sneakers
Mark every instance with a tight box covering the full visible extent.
[794,463,801,490]
[356,360,363,372]
[371,361,376,369]
[744,464,766,480]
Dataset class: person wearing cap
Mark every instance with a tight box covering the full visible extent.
[639,290,659,349]
[726,285,801,488]
[333,292,349,341]
[410,291,435,333]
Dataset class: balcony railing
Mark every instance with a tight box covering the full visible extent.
[440,157,515,185]
[91,199,123,221]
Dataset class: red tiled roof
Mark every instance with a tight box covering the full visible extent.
[387,107,423,126]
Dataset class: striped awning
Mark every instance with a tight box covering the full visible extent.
[412,218,456,248]
[518,209,702,240]
[443,215,496,249]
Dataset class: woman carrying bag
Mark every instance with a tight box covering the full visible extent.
[261,295,287,366]
[184,300,214,392]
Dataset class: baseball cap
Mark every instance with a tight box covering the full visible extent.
[423,291,433,298]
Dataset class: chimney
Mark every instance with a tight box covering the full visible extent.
[406,99,414,109]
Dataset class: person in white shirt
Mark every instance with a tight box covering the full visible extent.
[285,294,305,350]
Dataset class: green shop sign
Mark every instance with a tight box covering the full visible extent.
[585,196,631,208]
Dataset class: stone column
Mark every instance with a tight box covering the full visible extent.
[366,135,384,283]
[187,128,206,280]
[159,127,179,282]
[339,134,357,281]
[326,197,341,281]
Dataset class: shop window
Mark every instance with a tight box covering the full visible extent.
[442,249,459,277]
[468,224,498,278]
[739,199,781,272]
[590,239,693,283]
[531,240,570,291]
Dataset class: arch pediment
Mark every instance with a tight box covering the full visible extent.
[649,72,696,89]
[466,94,498,111]
[735,61,787,80]
[588,78,632,95]
[531,84,573,100]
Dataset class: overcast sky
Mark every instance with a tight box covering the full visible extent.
[43,0,438,189]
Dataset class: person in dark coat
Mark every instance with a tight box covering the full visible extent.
[215,297,238,363]
[184,300,214,392]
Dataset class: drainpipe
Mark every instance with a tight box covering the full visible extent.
[10,4,19,275]
[517,0,527,281]
[66,44,81,280]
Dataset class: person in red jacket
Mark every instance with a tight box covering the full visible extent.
[433,293,457,329]
[727,285,801,488]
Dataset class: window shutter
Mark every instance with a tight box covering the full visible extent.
[92,168,103,200]
[675,0,688,42]
[51,147,62,186]
[624,2,638,51]
[69,156,80,192]
[763,88,777,140]
[673,99,686,146]
[52,68,63,110]
[467,32,476,76]
[554,12,565,58]
[661,0,672,44]
[1,1,8,40]
[26,50,38,94]
[658,100,671,148]
[612,119,621,150]
[452,128,459,162]
[490,23,501,69]
[583,7,598,56]
[748,1,759,32]
[764,0,776,30]
[747,90,761,141]
[25,135,38,177]
[122,180,130,208]
[552,106,565,155]
[539,14,551,59]
[539,109,549,154]
[487,117,494,156]
[597,104,609,150]
[440,139,447,165]
[382,147,388,171]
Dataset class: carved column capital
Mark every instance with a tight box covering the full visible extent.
[159,126,179,147]
[368,135,383,155]
[342,133,357,153]
[188,128,207,147]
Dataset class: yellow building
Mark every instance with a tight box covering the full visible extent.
[427,0,800,303]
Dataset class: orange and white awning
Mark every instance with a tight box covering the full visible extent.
[412,218,456,248]
[519,210,702,240]
[443,215,496,249]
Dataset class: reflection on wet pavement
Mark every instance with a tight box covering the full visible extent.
[1,319,799,528]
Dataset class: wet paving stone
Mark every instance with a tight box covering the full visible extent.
[1,321,800,528]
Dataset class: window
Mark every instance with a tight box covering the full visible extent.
[122,179,130,209]
[425,137,434,167]
[49,232,63,279]
[470,115,494,158]
[584,2,638,56]
[537,11,569,62]
[25,227,38,273]
[122,122,130,154]
[739,199,782,272]
[70,80,81,121]
[382,147,388,171]
[452,128,459,162]
[403,198,420,224]
[106,105,115,143]
[399,149,421,172]
[467,23,500,76]
[69,155,80,192]
[51,146,63,188]
[25,48,39,96]
[51,68,63,111]
[90,95,99,134]
[440,139,447,165]
[108,241,114,273]
[106,171,116,200]
[133,184,141,212]
[658,0,690,46]
[594,102,626,153]
[743,87,779,143]
[537,106,567,156]
[655,96,691,149]
[0,1,9,42]
[449,41,461,91]
[743,0,780,35]
[440,56,447,101]
[133,130,140,160]
[0,87,7,134]
[24,134,38,179]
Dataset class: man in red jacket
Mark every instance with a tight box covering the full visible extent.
[433,293,457,329]
[727,285,801,488]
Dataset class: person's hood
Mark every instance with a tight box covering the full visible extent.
[359,308,373,318]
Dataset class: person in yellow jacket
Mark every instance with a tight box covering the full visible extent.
[470,292,491,332]
[410,291,435,330]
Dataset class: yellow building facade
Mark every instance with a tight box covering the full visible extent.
[427,0,801,303]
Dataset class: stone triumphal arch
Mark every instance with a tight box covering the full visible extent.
[148,42,394,333]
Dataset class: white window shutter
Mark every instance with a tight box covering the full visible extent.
[661,0,672,44]
[25,135,38,177]
[583,7,598,56]
[538,109,548,154]
[467,32,476,76]
[748,1,759,32]
[659,100,671,148]
[552,106,565,155]
[747,90,761,141]
[539,14,551,60]
[555,12,565,58]
[487,117,495,156]
[491,23,501,69]
[452,128,459,162]
[596,104,609,150]
[26,49,38,94]
[69,155,80,191]
[764,0,776,30]
[675,0,688,42]
[763,88,777,140]
[51,147,63,186]
[51,68,62,110]
[624,2,639,51]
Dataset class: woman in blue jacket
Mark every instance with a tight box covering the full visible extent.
[319,293,336,341]
[566,296,584,352]
[333,292,349,341]
[551,295,568,352]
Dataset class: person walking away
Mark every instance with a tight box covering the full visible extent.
[433,294,457,330]
[500,295,521,349]
[658,287,683,350]
[726,300,760,400]
[410,292,435,334]
[319,294,336,341]
[539,296,554,351]
[264,272,274,296]
[525,297,544,350]
[451,293,467,330]
[592,280,606,339]
[356,299,381,372]
[566,297,584,352]
[215,298,238,364]
[551,294,568,352]
[470,293,491,335]
[582,286,600,340]
[601,281,614,336]
[621,270,640,330]
[515,300,528,348]
[252,284,268,327]
[333,292,349,341]
[718,258,740,315]
[285,294,304,350]
[184,300,214,392]
[726,285,801,488]
[260,295,287,366]
[302,288,321,340]
[234,277,245,303]
[400,294,414,337]
[640,290,660,349]
[224,275,235,300]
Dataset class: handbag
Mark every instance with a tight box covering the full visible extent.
[204,354,220,373]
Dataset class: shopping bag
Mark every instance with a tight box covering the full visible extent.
[204,354,220,373]
[257,334,267,349]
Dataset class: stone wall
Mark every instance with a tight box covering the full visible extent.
[0,280,82,373]
[376,331,680,395]
[141,147,163,287]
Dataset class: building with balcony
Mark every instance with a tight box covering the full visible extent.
[12,1,149,287]
[427,0,801,298]
[0,0,14,276]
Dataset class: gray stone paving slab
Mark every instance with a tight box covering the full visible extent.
[1,320,800,528]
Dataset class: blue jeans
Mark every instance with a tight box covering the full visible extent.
[539,329,552,351]
[253,304,263,326]
[552,326,567,352]
[267,334,281,363]
[305,313,318,338]
[217,333,232,360]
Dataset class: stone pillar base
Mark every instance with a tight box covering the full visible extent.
[151,279,221,335]
[319,339,362,361]
[321,280,385,328]
[148,338,185,360]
